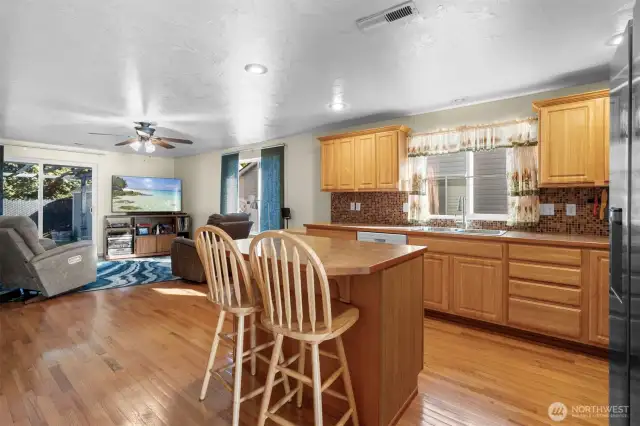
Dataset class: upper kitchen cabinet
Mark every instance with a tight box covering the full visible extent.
[318,125,410,192]
[533,90,609,187]
[320,140,337,190]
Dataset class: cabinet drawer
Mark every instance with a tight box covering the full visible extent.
[509,261,581,287]
[509,279,581,306]
[508,298,581,339]
[509,244,581,266]
[408,236,502,259]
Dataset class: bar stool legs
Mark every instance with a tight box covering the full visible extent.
[258,334,284,426]
[337,336,359,426]
[311,344,323,426]
[199,309,226,401]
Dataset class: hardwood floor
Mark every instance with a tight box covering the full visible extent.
[0,282,608,425]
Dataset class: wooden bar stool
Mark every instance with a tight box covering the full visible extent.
[195,226,290,426]
[249,231,360,426]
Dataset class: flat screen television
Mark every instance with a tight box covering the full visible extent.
[112,176,182,213]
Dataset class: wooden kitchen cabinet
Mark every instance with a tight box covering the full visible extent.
[354,133,377,190]
[321,140,338,190]
[336,138,355,190]
[318,125,410,192]
[533,90,609,187]
[588,250,610,346]
[375,131,399,189]
[451,256,503,323]
[423,253,450,311]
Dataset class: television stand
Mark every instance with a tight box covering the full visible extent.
[103,213,191,260]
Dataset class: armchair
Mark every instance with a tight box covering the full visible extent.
[0,216,97,298]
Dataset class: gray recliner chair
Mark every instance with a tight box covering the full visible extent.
[0,216,97,298]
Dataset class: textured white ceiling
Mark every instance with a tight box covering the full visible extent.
[0,0,631,157]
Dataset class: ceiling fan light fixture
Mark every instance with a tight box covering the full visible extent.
[145,141,156,153]
[130,140,142,151]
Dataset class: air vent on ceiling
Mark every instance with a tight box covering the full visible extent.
[356,1,419,32]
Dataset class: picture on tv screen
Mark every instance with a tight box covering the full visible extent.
[112,176,182,213]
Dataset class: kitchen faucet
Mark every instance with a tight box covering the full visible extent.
[456,196,467,229]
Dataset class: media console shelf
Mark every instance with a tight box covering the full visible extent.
[103,213,191,260]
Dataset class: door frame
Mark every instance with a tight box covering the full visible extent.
[4,156,99,243]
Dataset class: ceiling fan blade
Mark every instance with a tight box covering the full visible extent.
[89,132,133,137]
[115,138,138,146]
[153,140,175,149]
[154,137,193,144]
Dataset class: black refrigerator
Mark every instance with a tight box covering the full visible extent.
[610,6,639,425]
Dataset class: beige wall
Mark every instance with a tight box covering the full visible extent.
[175,81,607,230]
[2,141,175,254]
[175,132,322,229]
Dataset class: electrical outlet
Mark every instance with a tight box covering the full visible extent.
[355,202,361,211]
[350,202,355,211]
[566,204,577,216]
[402,202,410,213]
[540,203,554,216]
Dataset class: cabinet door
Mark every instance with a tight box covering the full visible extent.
[539,100,598,186]
[588,250,610,346]
[321,141,337,190]
[135,236,157,255]
[603,98,610,185]
[354,134,376,190]
[157,234,177,253]
[375,131,399,189]
[423,254,450,311]
[336,138,355,190]
[452,256,503,322]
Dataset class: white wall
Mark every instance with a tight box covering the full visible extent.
[2,141,175,254]
[175,132,322,229]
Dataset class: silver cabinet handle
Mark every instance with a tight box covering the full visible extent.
[374,238,386,243]
[610,286,623,305]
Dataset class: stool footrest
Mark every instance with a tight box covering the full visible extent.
[276,365,312,386]
[269,388,298,415]
[321,367,344,392]
[303,344,340,360]
[266,412,297,426]
[336,408,354,426]
[239,376,285,403]
[325,387,348,402]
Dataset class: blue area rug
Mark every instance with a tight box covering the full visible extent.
[78,258,179,293]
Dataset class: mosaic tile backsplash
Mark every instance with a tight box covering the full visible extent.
[330,187,609,236]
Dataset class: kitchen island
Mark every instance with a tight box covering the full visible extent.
[232,234,427,426]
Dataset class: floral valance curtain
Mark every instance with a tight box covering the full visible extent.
[507,145,539,226]
[407,118,540,226]
[408,118,538,157]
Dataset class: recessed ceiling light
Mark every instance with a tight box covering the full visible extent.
[244,63,268,74]
[607,33,625,46]
[452,98,467,104]
[74,143,84,146]
[329,102,347,112]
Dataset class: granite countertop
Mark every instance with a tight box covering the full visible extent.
[303,223,609,250]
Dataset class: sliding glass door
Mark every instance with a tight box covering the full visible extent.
[2,159,96,244]
[2,161,40,227]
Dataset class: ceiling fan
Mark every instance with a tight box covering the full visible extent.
[89,122,193,153]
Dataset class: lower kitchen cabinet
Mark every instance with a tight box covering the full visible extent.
[588,250,610,346]
[451,256,503,323]
[423,253,450,311]
[508,297,582,339]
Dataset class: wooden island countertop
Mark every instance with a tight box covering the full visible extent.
[233,233,425,426]
[234,234,427,276]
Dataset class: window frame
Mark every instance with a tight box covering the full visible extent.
[425,151,509,222]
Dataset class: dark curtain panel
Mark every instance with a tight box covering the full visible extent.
[260,146,285,230]
[0,145,3,215]
[220,153,239,214]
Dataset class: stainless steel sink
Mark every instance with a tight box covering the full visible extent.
[411,226,460,234]
[454,229,507,236]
